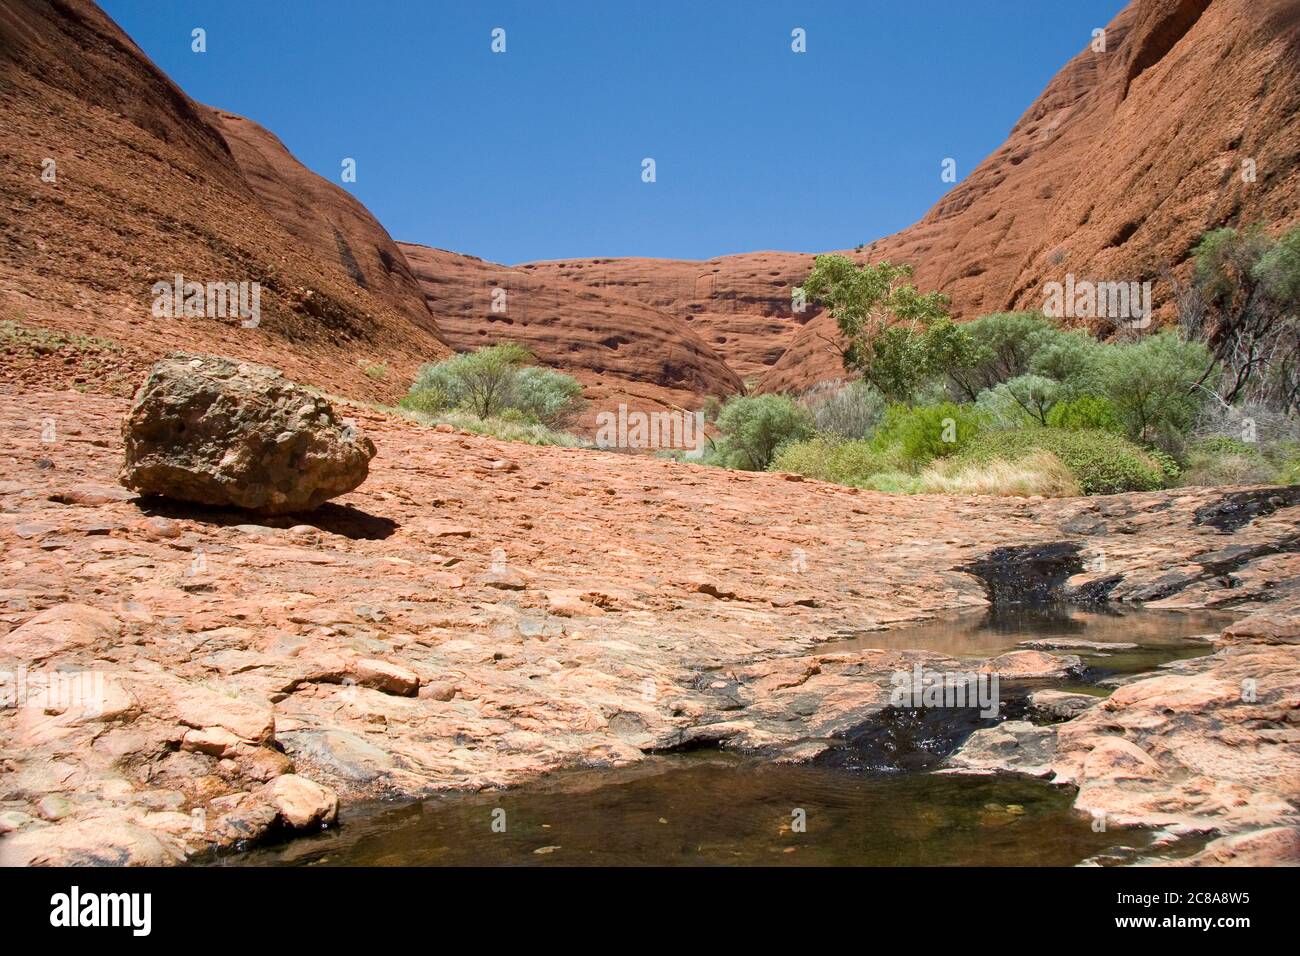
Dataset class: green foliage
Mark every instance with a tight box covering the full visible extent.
[1100,332,1212,453]
[409,342,529,419]
[976,374,1063,427]
[714,394,815,470]
[417,409,585,447]
[863,324,941,403]
[1027,330,1105,396]
[936,312,1058,400]
[1178,437,1269,486]
[770,436,902,486]
[871,402,985,466]
[398,385,451,416]
[0,318,121,355]
[799,255,950,401]
[1186,224,1300,413]
[802,379,886,440]
[955,428,1172,495]
[1179,435,1298,487]
[1045,394,1122,432]
[857,471,925,494]
[406,343,584,428]
[510,365,586,428]
[1254,226,1300,303]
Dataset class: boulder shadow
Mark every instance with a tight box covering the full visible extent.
[133,496,399,541]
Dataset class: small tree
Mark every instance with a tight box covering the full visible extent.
[1177,224,1300,413]
[406,343,584,425]
[801,379,885,440]
[799,255,950,402]
[714,394,814,470]
[977,374,1063,426]
[1102,332,1212,452]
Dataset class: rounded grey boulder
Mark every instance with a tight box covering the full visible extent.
[120,354,376,514]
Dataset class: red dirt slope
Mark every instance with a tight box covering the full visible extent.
[0,0,448,403]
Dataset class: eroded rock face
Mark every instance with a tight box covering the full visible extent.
[119,355,376,514]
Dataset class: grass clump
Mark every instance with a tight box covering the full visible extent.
[953,428,1173,495]
[916,451,1082,497]
[400,407,585,447]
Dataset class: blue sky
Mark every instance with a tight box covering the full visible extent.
[102,0,1126,264]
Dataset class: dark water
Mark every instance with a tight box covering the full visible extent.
[223,754,1182,867]
[217,608,1229,867]
[825,605,1232,681]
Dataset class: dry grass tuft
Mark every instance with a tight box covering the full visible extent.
[917,450,1082,497]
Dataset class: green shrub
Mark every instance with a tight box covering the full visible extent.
[1179,436,1278,487]
[857,471,925,494]
[1046,394,1122,432]
[407,408,585,447]
[872,402,985,467]
[770,436,902,485]
[406,343,584,428]
[938,311,1059,399]
[714,394,814,470]
[918,450,1082,498]
[510,365,585,428]
[976,375,1063,427]
[1101,332,1212,453]
[1027,330,1106,396]
[955,427,1171,494]
[398,384,452,416]
[801,379,885,440]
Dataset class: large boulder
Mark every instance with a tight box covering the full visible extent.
[120,354,375,514]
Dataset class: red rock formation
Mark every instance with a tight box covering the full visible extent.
[0,0,448,404]
[206,110,447,348]
[399,243,744,423]
[3,0,1296,409]
[516,254,823,383]
[761,0,1300,393]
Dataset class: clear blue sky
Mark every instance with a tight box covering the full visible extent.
[101,0,1126,264]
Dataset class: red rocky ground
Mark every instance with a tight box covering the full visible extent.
[0,387,1297,864]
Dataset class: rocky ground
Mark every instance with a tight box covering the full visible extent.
[0,387,1298,865]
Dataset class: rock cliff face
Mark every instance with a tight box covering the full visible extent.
[5,0,1296,407]
[0,0,448,406]
[399,243,744,423]
[515,254,823,383]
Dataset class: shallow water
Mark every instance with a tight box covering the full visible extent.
[217,608,1229,867]
[224,753,1184,867]
[825,605,1233,679]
